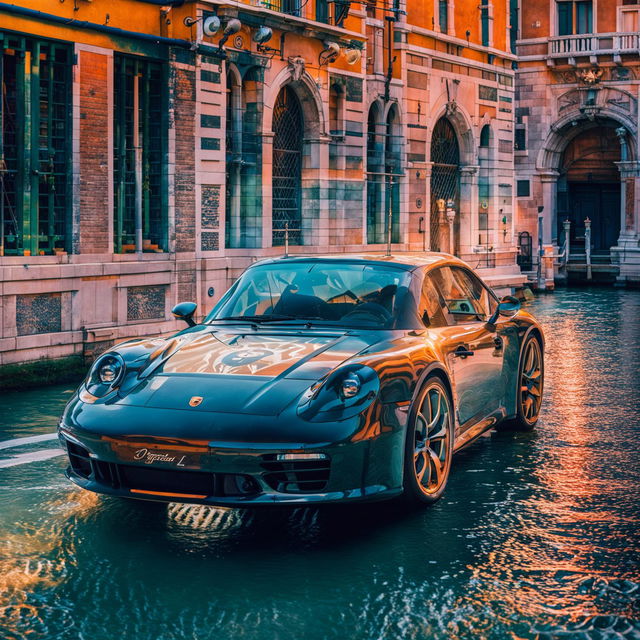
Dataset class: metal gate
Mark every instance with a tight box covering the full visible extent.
[430,117,460,252]
[272,86,303,246]
[517,231,533,271]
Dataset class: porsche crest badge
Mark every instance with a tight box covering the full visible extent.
[189,396,203,407]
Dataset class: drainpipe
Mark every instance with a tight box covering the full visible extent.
[383,15,396,104]
[0,2,226,59]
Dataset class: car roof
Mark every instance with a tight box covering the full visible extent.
[250,252,468,272]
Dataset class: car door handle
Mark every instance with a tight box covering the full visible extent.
[454,346,475,358]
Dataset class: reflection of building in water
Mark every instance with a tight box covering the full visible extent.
[0,490,99,633]
[0,0,581,372]
[515,0,640,288]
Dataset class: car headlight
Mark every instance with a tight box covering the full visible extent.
[298,365,379,422]
[84,353,125,398]
[341,375,361,399]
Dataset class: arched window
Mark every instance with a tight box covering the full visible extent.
[272,85,303,246]
[366,102,383,243]
[385,104,401,244]
[478,125,492,249]
[225,69,242,248]
[430,117,460,253]
[480,124,491,147]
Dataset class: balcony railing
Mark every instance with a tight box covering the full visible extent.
[549,32,639,56]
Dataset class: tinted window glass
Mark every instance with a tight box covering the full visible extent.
[420,276,448,327]
[431,267,495,321]
[206,261,414,329]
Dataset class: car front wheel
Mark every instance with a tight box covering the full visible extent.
[402,375,454,504]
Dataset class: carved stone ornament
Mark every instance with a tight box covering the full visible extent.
[579,68,603,85]
[445,100,458,117]
[288,56,306,82]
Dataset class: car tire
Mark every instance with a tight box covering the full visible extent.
[498,334,544,432]
[402,374,454,505]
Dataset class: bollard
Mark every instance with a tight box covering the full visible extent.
[563,219,571,266]
[584,217,592,280]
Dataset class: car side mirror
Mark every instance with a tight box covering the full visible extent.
[487,295,520,326]
[172,301,197,327]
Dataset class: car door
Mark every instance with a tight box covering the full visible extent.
[429,266,504,429]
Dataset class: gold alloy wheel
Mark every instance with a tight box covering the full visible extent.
[520,338,543,424]
[413,380,452,495]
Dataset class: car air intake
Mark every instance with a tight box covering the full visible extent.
[64,441,259,498]
[260,454,331,493]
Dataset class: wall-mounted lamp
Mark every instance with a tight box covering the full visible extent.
[218,18,241,50]
[345,48,361,65]
[319,41,341,65]
[184,14,221,37]
[252,26,273,44]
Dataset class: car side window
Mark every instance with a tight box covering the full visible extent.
[464,269,499,319]
[419,275,448,327]
[430,266,488,322]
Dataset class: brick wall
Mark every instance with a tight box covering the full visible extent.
[173,64,196,254]
[77,50,110,254]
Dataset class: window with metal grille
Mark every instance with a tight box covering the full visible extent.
[113,55,167,254]
[0,34,71,256]
[272,85,303,246]
[430,118,460,253]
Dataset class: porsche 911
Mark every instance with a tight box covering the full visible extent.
[58,254,544,506]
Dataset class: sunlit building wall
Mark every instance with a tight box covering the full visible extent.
[515,0,640,287]
[0,0,522,367]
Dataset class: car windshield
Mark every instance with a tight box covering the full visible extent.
[206,261,414,329]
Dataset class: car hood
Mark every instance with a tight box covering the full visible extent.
[118,328,374,416]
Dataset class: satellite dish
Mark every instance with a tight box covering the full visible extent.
[252,26,273,44]
[203,15,221,37]
[345,49,362,65]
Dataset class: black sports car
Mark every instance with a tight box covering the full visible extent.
[58,254,544,506]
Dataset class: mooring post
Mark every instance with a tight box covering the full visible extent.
[284,221,289,258]
[584,217,592,280]
[563,218,571,266]
[386,176,394,257]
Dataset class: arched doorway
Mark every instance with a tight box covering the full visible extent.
[272,85,303,246]
[430,117,460,253]
[557,124,621,252]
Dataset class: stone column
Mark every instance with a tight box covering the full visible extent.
[615,161,640,241]
[459,165,479,258]
[423,162,433,252]
[261,131,275,249]
[538,169,559,247]
[374,27,385,76]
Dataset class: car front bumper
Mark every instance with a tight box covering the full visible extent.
[58,401,408,506]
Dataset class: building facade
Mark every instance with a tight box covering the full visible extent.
[0,0,523,368]
[515,0,640,286]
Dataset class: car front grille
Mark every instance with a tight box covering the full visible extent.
[260,455,331,493]
[65,441,258,498]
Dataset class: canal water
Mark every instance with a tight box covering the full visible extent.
[1,287,639,640]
